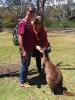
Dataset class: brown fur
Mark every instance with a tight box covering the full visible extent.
[42,48,75,96]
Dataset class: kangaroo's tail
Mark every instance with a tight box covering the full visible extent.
[63,90,75,96]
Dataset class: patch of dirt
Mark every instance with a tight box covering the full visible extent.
[0,63,47,88]
[0,64,20,77]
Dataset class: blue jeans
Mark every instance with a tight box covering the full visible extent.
[19,49,32,84]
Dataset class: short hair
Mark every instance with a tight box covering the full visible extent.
[26,4,36,11]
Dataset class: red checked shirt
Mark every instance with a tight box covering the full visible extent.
[33,27,48,48]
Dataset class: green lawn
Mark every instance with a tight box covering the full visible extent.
[0,30,75,100]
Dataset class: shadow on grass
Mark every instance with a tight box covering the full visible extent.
[0,67,47,88]
[56,62,71,67]
[56,62,75,70]
[0,72,19,78]
[27,68,47,88]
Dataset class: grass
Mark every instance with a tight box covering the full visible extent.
[0,30,75,100]
[0,31,20,65]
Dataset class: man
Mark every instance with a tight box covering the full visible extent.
[18,5,36,88]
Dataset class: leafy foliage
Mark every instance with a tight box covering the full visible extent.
[1,0,75,28]
[44,18,75,28]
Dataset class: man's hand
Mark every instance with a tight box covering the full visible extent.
[22,51,28,58]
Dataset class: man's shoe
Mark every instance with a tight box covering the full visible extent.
[24,83,32,88]
[20,83,32,88]
[20,83,24,87]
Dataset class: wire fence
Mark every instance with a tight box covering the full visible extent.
[1,28,75,33]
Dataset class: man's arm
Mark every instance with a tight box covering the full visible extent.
[18,34,27,58]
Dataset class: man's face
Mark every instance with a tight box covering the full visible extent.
[27,7,35,18]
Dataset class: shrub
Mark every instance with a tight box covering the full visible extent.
[44,18,75,28]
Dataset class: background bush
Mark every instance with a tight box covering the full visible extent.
[44,18,75,28]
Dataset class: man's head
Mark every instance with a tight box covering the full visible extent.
[26,5,36,20]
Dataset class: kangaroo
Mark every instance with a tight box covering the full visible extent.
[42,48,75,96]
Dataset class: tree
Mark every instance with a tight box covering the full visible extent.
[1,0,75,28]
[33,0,47,24]
[5,0,33,19]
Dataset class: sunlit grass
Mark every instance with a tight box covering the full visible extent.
[0,31,20,65]
[0,31,75,100]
